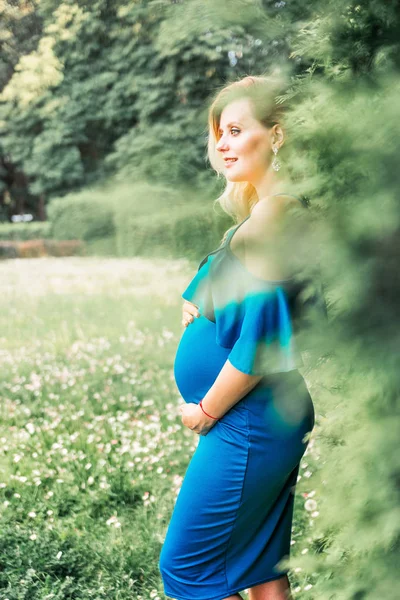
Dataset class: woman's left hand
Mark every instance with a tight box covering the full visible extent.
[178,402,218,436]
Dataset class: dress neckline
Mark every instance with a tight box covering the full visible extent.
[197,194,305,279]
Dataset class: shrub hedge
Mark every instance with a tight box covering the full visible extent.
[47,193,115,241]
[0,182,233,261]
[110,180,233,260]
[114,203,232,261]
[0,222,51,241]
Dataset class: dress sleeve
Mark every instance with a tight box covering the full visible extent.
[181,256,315,376]
[216,282,303,377]
[181,203,327,376]
[220,205,305,376]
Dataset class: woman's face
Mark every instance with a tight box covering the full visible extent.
[215,97,280,184]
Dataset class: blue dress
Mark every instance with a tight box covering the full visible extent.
[159,196,326,600]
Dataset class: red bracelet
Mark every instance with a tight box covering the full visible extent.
[199,400,219,420]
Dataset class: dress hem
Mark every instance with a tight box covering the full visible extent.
[163,570,289,600]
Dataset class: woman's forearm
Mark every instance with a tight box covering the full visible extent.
[200,359,263,419]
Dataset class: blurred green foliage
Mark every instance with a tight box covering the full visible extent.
[47,192,115,242]
[44,179,232,259]
[0,221,51,240]
[115,202,231,260]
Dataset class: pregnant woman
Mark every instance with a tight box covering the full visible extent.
[159,75,326,600]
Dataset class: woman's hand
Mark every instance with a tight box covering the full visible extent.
[182,300,200,327]
[178,402,218,436]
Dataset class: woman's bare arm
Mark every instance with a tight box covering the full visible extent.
[200,360,263,419]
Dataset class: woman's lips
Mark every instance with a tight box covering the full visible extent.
[225,158,238,168]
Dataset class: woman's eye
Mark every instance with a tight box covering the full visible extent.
[218,127,241,139]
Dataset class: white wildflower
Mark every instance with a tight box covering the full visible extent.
[25,423,35,435]
[304,499,317,512]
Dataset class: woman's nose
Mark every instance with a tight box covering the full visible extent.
[216,136,228,151]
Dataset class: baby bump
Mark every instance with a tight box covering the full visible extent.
[173,315,231,403]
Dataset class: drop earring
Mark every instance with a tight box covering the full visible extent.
[272,146,281,172]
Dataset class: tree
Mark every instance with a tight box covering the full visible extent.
[0,0,42,218]
[0,0,312,216]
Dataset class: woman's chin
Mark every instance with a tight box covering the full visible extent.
[225,171,246,182]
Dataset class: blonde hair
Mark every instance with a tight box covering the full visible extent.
[207,74,293,244]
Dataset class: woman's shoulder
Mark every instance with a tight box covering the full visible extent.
[237,195,306,281]
[244,194,302,235]
[251,193,304,218]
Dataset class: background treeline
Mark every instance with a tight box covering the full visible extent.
[0,0,315,256]
[0,0,317,208]
[1,1,400,599]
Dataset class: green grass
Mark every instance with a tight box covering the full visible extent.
[0,257,321,599]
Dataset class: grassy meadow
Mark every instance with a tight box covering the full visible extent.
[0,257,322,599]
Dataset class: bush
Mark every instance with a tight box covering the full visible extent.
[0,240,85,259]
[46,179,233,260]
[16,239,47,258]
[46,180,194,248]
[0,222,51,241]
[85,236,117,257]
[112,179,229,259]
[115,202,232,260]
[47,191,115,242]
[44,240,85,257]
[0,241,18,259]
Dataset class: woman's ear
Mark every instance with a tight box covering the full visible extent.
[271,124,284,146]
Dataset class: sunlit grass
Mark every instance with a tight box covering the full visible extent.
[0,257,321,599]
